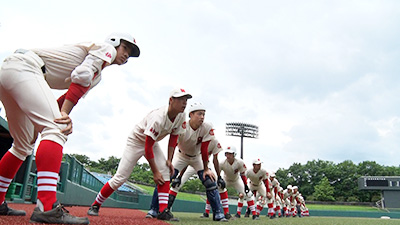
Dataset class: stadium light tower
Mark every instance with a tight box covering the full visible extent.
[226,122,259,159]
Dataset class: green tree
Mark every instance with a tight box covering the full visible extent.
[313,177,335,201]
[70,154,92,166]
[333,160,358,201]
[130,163,154,184]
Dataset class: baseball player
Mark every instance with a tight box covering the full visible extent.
[244,158,268,219]
[281,185,292,217]
[297,193,309,216]
[219,146,257,220]
[289,186,301,217]
[265,172,280,219]
[274,185,283,217]
[146,102,227,221]
[87,88,191,221]
[0,32,139,224]
[169,139,230,219]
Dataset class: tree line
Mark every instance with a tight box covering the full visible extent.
[70,154,400,202]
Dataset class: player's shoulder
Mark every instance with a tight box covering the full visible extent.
[202,122,214,129]
[79,42,117,64]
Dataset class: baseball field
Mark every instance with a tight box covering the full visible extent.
[166,212,399,225]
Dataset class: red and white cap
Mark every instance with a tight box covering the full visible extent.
[170,88,192,99]
[252,158,263,165]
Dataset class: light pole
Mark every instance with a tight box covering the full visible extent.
[226,122,259,159]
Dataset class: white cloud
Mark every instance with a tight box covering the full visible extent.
[1,1,400,172]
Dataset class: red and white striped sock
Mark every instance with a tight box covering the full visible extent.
[36,140,63,211]
[205,199,211,214]
[158,181,170,212]
[247,200,256,215]
[275,206,281,216]
[237,202,243,215]
[219,191,229,214]
[0,152,23,204]
[256,204,263,215]
[93,182,115,206]
[267,203,275,216]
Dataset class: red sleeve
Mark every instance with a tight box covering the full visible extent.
[201,141,210,163]
[168,134,178,148]
[145,135,156,160]
[241,175,248,184]
[57,93,67,110]
[65,82,90,105]
[264,179,270,192]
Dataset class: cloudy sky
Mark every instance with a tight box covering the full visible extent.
[1,0,399,172]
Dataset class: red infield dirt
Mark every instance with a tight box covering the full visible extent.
[0,203,169,225]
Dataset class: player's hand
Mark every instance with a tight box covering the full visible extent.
[217,176,226,189]
[171,176,181,188]
[153,171,165,185]
[54,111,73,135]
[166,160,174,176]
[267,192,272,199]
[203,168,216,181]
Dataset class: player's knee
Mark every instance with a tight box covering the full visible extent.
[9,146,32,161]
[202,176,217,191]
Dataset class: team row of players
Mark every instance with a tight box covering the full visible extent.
[85,89,308,221]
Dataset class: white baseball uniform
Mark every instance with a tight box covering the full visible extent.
[265,176,280,216]
[0,43,115,160]
[108,106,186,190]
[172,121,214,174]
[245,168,268,201]
[171,137,222,193]
[219,158,247,194]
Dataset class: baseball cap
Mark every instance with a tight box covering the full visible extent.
[170,88,192,99]
[252,158,262,165]
[225,146,237,154]
[270,172,276,177]
[189,102,206,113]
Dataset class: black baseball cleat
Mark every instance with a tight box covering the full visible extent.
[157,208,179,221]
[87,204,100,216]
[225,213,232,220]
[0,201,26,216]
[145,209,157,218]
[30,201,89,224]
[244,208,250,217]
[234,213,241,218]
[253,214,260,220]
[200,212,209,218]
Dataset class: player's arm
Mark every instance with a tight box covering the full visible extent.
[240,172,251,194]
[213,153,221,177]
[166,134,179,176]
[144,135,164,185]
[201,140,216,181]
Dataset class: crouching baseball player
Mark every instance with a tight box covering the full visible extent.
[0,32,139,224]
[265,172,280,219]
[282,185,293,217]
[219,147,257,219]
[87,88,191,221]
[146,103,227,221]
[243,158,268,219]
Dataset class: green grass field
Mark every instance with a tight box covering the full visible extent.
[165,212,399,225]
[136,183,399,224]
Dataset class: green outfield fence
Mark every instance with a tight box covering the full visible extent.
[4,154,140,208]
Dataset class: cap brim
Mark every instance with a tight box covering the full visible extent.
[172,93,192,99]
[130,45,140,57]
